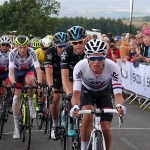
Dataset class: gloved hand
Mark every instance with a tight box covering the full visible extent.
[66,93,73,101]
[12,83,16,88]
[116,104,126,115]
[70,104,80,118]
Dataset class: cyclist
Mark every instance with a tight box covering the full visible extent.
[0,36,12,111]
[44,32,68,139]
[60,26,86,136]
[30,38,41,50]
[70,39,126,150]
[35,37,52,111]
[8,35,42,139]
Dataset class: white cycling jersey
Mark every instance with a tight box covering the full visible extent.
[0,49,11,72]
[9,47,40,70]
[73,58,122,94]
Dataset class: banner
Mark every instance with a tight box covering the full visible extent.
[117,60,150,98]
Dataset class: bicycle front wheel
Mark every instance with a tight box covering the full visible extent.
[0,100,6,139]
[96,131,105,150]
[24,102,31,150]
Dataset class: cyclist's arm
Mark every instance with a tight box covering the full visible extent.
[45,66,53,87]
[61,69,73,95]
[60,48,73,95]
[71,62,83,106]
[111,62,124,105]
[8,67,15,83]
[44,48,54,87]
[114,93,124,106]
[35,67,42,83]
[9,51,15,83]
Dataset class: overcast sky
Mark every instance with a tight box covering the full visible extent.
[1,0,150,18]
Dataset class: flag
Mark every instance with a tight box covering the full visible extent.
[129,0,134,22]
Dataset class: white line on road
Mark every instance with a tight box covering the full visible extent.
[111,128,150,130]
[3,130,44,135]
[3,128,150,135]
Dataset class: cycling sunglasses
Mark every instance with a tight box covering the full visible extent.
[88,56,105,61]
[1,43,9,47]
[57,44,68,48]
[42,47,48,51]
[72,40,84,45]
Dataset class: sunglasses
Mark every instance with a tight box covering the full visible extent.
[138,37,143,39]
[72,40,84,45]
[42,47,48,51]
[57,44,68,48]
[1,43,9,47]
[88,56,105,61]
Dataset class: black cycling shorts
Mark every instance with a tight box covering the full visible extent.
[80,84,113,122]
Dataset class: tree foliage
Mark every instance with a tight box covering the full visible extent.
[56,17,138,35]
[0,0,60,37]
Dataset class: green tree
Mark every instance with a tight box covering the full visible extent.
[0,0,60,37]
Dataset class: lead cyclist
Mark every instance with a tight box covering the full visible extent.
[70,39,126,150]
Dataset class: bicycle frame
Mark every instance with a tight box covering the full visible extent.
[88,114,106,150]
[78,109,123,150]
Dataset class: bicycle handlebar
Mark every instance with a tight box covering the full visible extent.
[78,109,118,115]
[78,109,123,128]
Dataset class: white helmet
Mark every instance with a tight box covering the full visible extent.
[84,39,107,55]
[0,36,11,44]
[40,37,52,48]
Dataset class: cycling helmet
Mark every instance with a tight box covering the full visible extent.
[84,39,107,55]
[40,38,52,48]
[53,32,68,44]
[30,38,41,50]
[15,35,30,46]
[45,35,53,41]
[0,36,11,44]
[67,26,86,41]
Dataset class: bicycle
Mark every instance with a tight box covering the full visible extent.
[18,85,39,150]
[35,84,51,134]
[0,85,14,139]
[76,109,123,150]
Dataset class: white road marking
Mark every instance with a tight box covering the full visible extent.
[3,128,150,135]
[111,128,150,130]
[3,130,44,135]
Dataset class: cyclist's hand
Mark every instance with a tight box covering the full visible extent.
[49,85,54,96]
[37,83,42,92]
[70,104,80,118]
[12,83,16,88]
[116,104,126,116]
[66,93,73,101]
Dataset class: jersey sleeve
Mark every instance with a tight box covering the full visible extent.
[29,48,40,68]
[73,61,83,91]
[44,48,53,68]
[60,48,69,69]
[9,50,15,68]
[110,62,122,94]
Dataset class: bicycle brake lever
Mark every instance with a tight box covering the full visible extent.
[119,115,123,128]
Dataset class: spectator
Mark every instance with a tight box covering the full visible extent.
[85,34,92,43]
[92,34,98,39]
[106,40,120,62]
[107,32,114,41]
[123,41,137,62]
[115,35,129,59]
[141,23,150,37]
[121,33,126,41]
[103,36,110,43]
[131,36,150,64]
[101,34,107,41]
[136,33,148,56]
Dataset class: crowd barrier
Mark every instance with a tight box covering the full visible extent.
[117,60,150,110]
